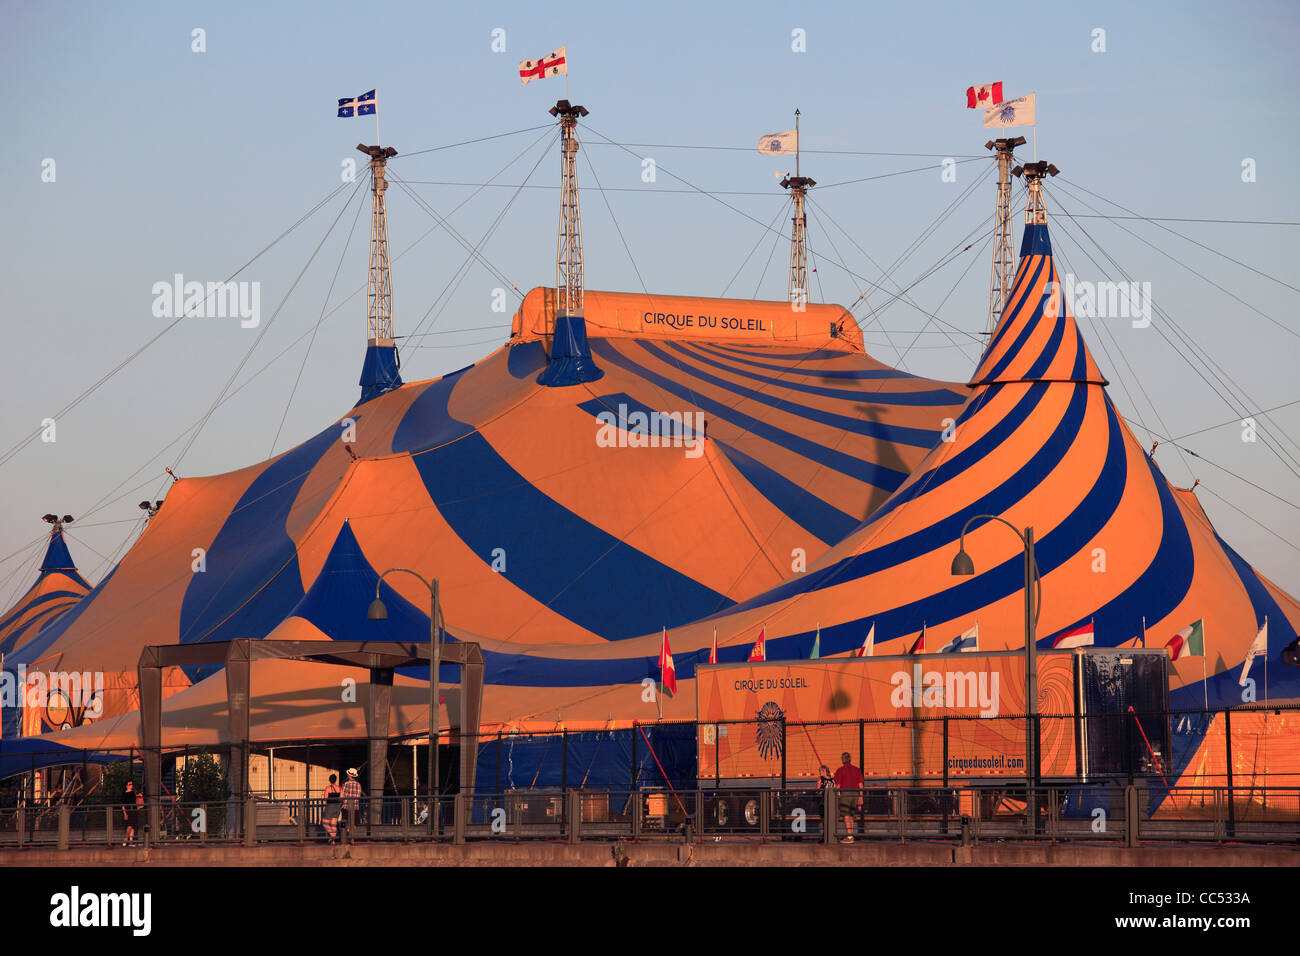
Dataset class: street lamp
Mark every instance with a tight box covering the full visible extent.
[367,569,442,838]
[951,515,1042,825]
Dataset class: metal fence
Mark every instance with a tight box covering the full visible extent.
[1,784,1297,848]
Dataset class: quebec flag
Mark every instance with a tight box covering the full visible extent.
[338,90,377,118]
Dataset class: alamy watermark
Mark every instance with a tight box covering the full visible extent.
[0,667,104,718]
[595,404,706,459]
[1043,274,1151,328]
[152,274,260,328]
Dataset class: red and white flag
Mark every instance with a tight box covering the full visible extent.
[855,622,876,658]
[519,46,567,87]
[748,625,767,662]
[658,626,676,696]
[708,628,718,665]
[1051,621,1095,649]
[966,82,1003,108]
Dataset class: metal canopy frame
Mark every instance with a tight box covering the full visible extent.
[136,639,484,829]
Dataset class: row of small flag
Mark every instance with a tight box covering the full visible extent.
[657,617,1271,692]
[336,47,571,118]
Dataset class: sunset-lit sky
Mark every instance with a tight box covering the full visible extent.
[2,0,1297,604]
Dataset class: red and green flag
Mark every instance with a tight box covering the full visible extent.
[1166,619,1205,660]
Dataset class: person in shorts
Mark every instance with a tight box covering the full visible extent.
[832,752,864,843]
[322,774,342,844]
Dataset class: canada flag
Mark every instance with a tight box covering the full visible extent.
[659,627,677,695]
[966,82,1003,108]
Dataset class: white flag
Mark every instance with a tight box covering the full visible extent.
[758,130,797,156]
[519,47,567,87]
[983,93,1036,129]
[855,622,875,657]
[1239,620,1268,686]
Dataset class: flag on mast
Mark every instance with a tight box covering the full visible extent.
[855,622,876,658]
[708,628,718,665]
[1051,621,1095,649]
[1239,619,1268,686]
[337,90,377,117]
[748,625,767,662]
[966,82,1003,108]
[519,47,567,86]
[941,623,979,653]
[983,93,1035,129]
[757,130,798,155]
[810,624,821,660]
[907,624,926,655]
[1166,619,1206,660]
[658,626,676,696]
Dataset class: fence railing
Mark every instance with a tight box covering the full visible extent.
[1,784,1297,849]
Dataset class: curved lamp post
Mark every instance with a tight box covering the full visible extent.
[367,570,442,837]
[951,515,1042,825]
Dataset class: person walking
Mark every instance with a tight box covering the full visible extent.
[121,779,142,846]
[341,767,363,839]
[321,774,342,844]
[832,752,864,844]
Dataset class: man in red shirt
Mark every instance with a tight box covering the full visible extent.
[832,752,864,843]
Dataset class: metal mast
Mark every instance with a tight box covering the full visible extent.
[359,144,397,345]
[781,109,815,309]
[985,136,1025,333]
[550,100,589,317]
[1014,159,1060,225]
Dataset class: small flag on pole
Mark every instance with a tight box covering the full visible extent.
[748,625,767,662]
[983,93,1035,129]
[757,130,798,155]
[1239,620,1268,686]
[966,82,1003,108]
[337,90,377,118]
[810,624,820,660]
[709,628,718,665]
[907,624,926,655]
[855,622,876,658]
[519,47,567,86]
[1051,621,1095,649]
[659,626,676,696]
[1166,619,1206,660]
[941,623,979,654]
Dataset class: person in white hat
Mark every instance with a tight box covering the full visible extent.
[341,768,363,838]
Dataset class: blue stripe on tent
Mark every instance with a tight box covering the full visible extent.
[5,565,119,673]
[391,369,477,454]
[715,380,1097,619]
[0,588,85,636]
[469,386,1129,683]
[508,341,548,380]
[575,394,860,546]
[692,343,920,380]
[982,255,1047,361]
[408,430,733,640]
[0,739,127,780]
[668,343,966,407]
[979,257,1051,380]
[176,422,343,681]
[590,340,911,493]
[705,345,861,362]
[637,341,941,448]
[0,599,81,656]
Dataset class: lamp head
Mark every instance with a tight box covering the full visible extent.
[366,598,389,621]
[950,548,975,576]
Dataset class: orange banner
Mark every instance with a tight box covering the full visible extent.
[695,652,1077,782]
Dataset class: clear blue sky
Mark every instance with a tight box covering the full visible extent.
[2,0,1298,604]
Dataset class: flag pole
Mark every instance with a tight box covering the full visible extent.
[1264,615,1269,702]
[795,108,800,179]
